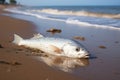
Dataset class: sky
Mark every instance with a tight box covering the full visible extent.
[7,0,120,6]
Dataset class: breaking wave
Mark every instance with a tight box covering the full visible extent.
[4,8,65,22]
[33,9,120,19]
[4,8,120,31]
[4,8,47,19]
[66,18,120,31]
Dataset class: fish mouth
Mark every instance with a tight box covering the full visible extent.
[84,55,89,58]
[78,53,90,59]
[83,54,90,58]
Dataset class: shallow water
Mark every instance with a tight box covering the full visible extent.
[5,6,120,80]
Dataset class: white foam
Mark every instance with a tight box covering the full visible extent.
[5,8,65,22]
[4,8,120,31]
[66,19,120,31]
[5,8,46,19]
[37,9,120,19]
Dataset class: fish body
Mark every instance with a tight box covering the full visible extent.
[13,34,89,58]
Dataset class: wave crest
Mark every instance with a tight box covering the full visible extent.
[37,9,120,19]
[4,8,120,31]
[66,18,120,31]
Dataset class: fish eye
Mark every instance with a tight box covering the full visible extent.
[76,47,80,52]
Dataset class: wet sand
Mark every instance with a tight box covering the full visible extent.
[0,5,80,80]
[24,13,120,80]
[1,5,120,80]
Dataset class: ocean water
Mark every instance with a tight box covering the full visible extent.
[4,6,120,80]
[5,6,120,30]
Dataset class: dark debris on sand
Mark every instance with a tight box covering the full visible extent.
[47,28,62,34]
[0,60,21,66]
[99,46,106,49]
[73,36,85,41]
[0,44,4,48]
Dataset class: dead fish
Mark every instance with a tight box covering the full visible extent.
[13,33,89,58]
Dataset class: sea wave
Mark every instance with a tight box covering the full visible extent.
[66,18,120,31]
[32,9,120,19]
[4,8,66,22]
[4,8,46,19]
[4,8,120,31]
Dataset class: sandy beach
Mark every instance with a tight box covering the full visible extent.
[0,5,81,80]
[1,4,120,80]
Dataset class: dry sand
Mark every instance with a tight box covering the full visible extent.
[0,5,80,80]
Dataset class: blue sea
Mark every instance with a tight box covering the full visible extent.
[4,6,120,80]
[5,6,120,30]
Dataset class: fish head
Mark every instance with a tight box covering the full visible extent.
[63,44,89,58]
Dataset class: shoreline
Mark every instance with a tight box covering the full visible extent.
[1,5,120,80]
[0,5,80,80]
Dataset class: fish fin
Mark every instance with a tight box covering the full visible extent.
[31,33,44,39]
[13,34,23,45]
[49,45,62,54]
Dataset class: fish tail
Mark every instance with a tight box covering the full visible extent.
[13,34,23,45]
